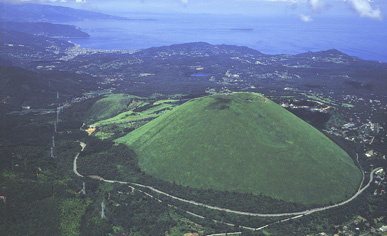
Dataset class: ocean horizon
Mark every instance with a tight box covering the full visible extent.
[67,14,387,62]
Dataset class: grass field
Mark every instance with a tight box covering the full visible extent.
[94,103,173,127]
[88,94,179,140]
[306,94,338,106]
[116,92,362,205]
[342,103,355,108]
[86,94,138,122]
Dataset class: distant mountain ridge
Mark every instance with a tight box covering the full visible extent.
[0,29,74,66]
[0,2,155,22]
[135,42,357,62]
[0,22,90,38]
[1,28,386,98]
[139,42,264,58]
[295,49,355,60]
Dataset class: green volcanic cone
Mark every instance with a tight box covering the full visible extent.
[116,92,362,205]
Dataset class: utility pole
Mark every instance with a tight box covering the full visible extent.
[11,153,16,171]
[54,122,57,133]
[101,202,105,219]
[52,136,55,148]
[56,107,60,123]
[82,182,86,195]
[23,158,27,171]
[57,91,59,99]
[50,147,54,158]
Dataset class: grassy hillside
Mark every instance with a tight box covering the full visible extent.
[88,95,179,140]
[86,94,137,122]
[116,92,362,205]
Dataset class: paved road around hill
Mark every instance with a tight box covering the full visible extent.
[73,141,86,177]
[73,142,380,230]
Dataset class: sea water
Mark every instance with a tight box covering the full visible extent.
[67,14,387,62]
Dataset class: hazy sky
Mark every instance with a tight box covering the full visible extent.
[3,0,386,21]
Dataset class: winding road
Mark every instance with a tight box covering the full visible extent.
[115,168,381,217]
[73,142,86,177]
[357,153,365,192]
[73,142,381,230]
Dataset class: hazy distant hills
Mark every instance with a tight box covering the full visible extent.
[0,22,90,38]
[0,2,154,22]
[0,29,74,66]
[74,42,387,96]
[1,27,386,99]
[138,42,264,59]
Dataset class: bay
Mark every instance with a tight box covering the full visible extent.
[67,14,387,62]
